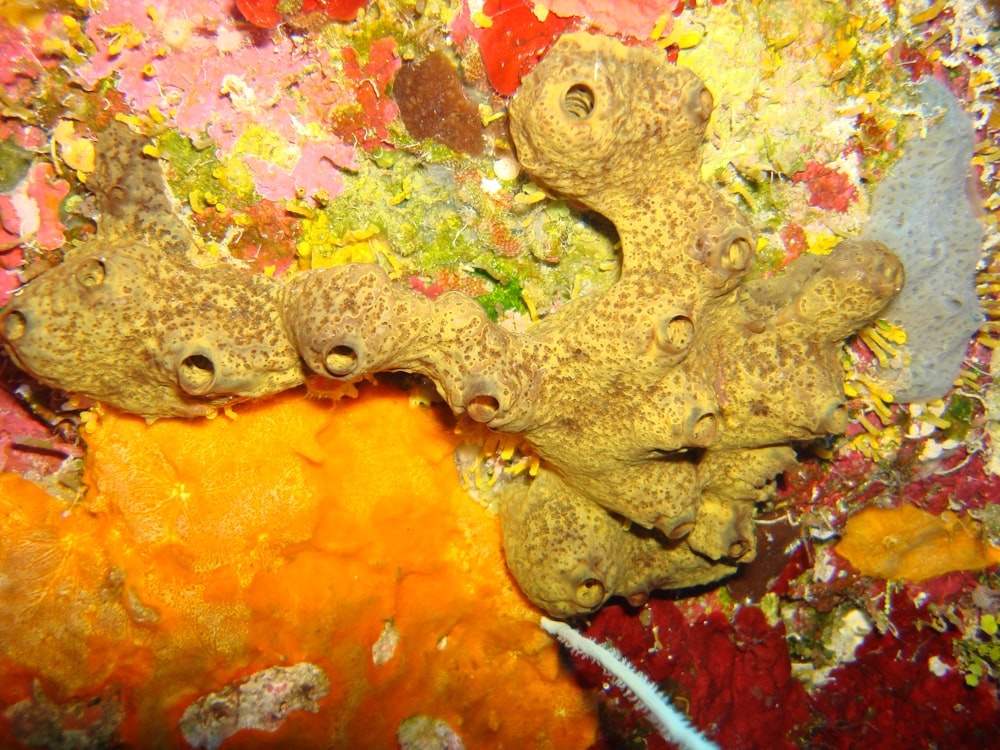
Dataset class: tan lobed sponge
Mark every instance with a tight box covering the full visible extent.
[1,32,904,619]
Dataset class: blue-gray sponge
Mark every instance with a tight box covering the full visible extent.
[862,77,984,402]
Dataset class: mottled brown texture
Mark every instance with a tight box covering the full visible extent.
[281,33,903,617]
[0,34,904,619]
[393,51,485,156]
[1,123,305,418]
[490,33,902,616]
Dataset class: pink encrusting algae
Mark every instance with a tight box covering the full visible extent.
[78,0,367,200]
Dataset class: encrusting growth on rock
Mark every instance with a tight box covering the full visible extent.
[0,33,904,619]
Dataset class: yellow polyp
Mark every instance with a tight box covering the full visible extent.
[529,455,540,476]
[312,242,375,269]
[40,38,71,61]
[957,369,980,390]
[384,253,402,280]
[972,151,1000,166]
[874,318,907,344]
[858,325,899,369]
[770,31,799,50]
[805,231,840,256]
[78,407,101,434]
[189,190,208,214]
[142,144,160,158]
[104,22,145,56]
[910,0,947,26]
[857,373,894,404]
[522,291,539,324]
[500,437,518,462]
[264,265,276,277]
[344,224,379,243]
[867,14,888,31]
[858,332,889,368]
[848,369,896,423]
[531,2,548,22]
[471,11,493,28]
[142,64,156,78]
[285,202,316,219]
[921,413,951,430]
[479,106,506,126]
[728,182,755,209]
[650,13,671,40]
[514,189,546,205]
[674,30,704,50]
[813,445,834,460]
[858,413,881,435]
[849,433,874,459]
[482,433,501,456]
[389,181,411,206]
[837,100,870,117]
[970,70,995,88]
[871,397,893,423]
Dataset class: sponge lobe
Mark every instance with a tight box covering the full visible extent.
[861,77,984,402]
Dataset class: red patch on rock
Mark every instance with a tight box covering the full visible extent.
[791,160,858,213]
[577,601,811,749]
[326,38,400,150]
[779,223,807,265]
[473,0,575,96]
[236,0,368,28]
[25,163,68,251]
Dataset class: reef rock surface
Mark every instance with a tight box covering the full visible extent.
[0,32,904,618]
[0,121,305,417]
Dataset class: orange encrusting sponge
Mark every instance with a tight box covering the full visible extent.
[835,503,1000,582]
[0,384,597,748]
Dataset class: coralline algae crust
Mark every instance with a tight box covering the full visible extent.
[1,33,905,619]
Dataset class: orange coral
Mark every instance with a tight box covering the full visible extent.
[835,504,1000,582]
[0,384,597,748]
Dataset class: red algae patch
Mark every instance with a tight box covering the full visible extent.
[836,504,1000,582]
[0,385,597,748]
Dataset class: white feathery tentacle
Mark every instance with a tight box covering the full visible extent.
[541,617,720,750]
